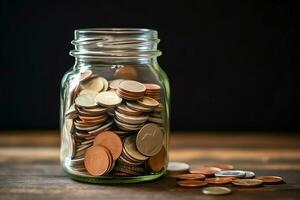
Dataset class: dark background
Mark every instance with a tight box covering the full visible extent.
[0,0,299,131]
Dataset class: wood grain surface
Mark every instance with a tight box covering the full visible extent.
[0,131,299,200]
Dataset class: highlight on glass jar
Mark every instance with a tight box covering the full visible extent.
[60,28,170,184]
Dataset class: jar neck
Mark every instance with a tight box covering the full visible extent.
[73,57,158,69]
[70,28,161,68]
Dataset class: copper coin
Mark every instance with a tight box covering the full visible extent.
[232,179,263,187]
[205,177,233,185]
[256,176,284,184]
[204,164,234,170]
[84,145,111,176]
[144,83,161,91]
[136,123,164,156]
[190,167,221,177]
[95,91,122,107]
[118,80,146,94]
[138,96,159,108]
[177,180,208,188]
[147,146,167,172]
[113,66,138,80]
[88,121,113,135]
[94,131,123,160]
[176,173,206,180]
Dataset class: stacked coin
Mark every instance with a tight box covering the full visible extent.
[63,72,167,177]
[117,80,146,100]
[144,83,161,101]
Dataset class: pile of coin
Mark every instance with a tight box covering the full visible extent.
[63,70,167,177]
[167,162,284,196]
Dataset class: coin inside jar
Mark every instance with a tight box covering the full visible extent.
[136,123,164,156]
[95,91,122,107]
[84,145,112,176]
[137,96,159,108]
[81,76,105,92]
[118,80,146,94]
[75,93,98,108]
[94,131,123,160]
[147,146,167,172]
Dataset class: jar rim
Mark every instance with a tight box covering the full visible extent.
[75,28,157,35]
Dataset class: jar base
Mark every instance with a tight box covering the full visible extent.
[66,169,166,184]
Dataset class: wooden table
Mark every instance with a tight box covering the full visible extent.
[0,131,300,200]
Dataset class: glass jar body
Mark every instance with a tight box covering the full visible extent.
[60,59,170,184]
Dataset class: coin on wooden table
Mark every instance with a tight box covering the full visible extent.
[215,170,246,178]
[256,176,284,184]
[147,146,167,172]
[204,164,234,170]
[137,96,159,108]
[124,135,148,161]
[202,187,231,195]
[81,77,107,92]
[205,177,233,185]
[167,162,190,176]
[94,131,123,160]
[109,79,124,90]
[75,94,98,108]
[177,180,208,188]
[79,70,92,82]
[190,167,221,177]
[95,91,122,107]
[136,123,164,156]
[244,171,256,178]
[84,145,112,176]
[176,173,206,180]
[232,179,263,187]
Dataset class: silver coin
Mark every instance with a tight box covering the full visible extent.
[215,170,246,178]
[202,187,231,195]
[244,171,256,178]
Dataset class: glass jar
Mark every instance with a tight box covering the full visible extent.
[60,28,170,184]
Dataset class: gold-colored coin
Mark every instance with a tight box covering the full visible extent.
[136,123,164,156]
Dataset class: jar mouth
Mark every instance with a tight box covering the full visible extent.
[70,28,161,59]
[75,28,157,35]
